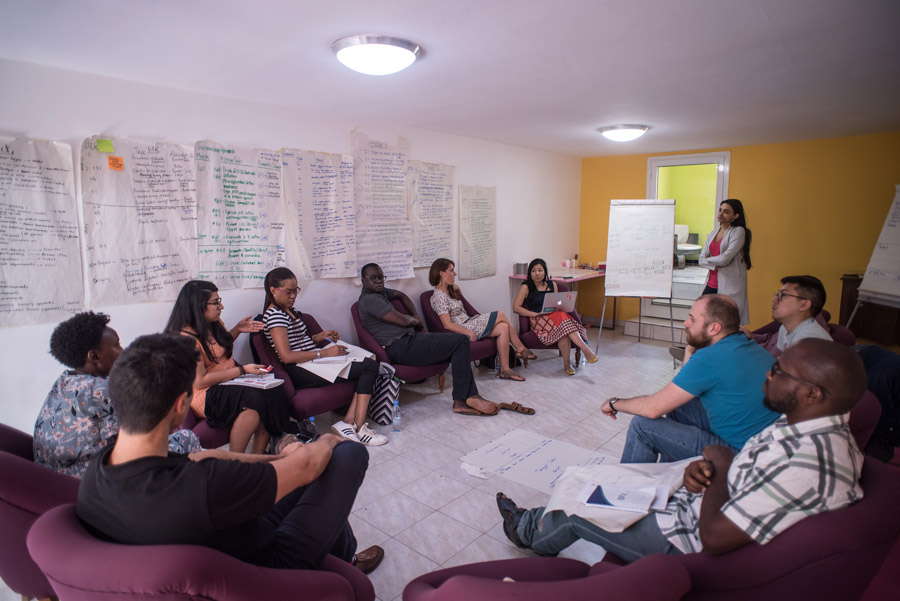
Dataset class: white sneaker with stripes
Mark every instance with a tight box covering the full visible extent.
[355,423,388,446]
[332,420,360,442]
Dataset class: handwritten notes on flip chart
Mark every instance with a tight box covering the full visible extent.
[859,185,900,304]
[408,160,454,267]
[195,141,286,289]
[351,131,413,280]
[458,185,496,280]
[605,199,675,298]
[0,138,82,326]
[282,149,356,279]
[81,137,198,307]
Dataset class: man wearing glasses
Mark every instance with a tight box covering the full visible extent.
[357,263,499,416]
[499,339,865,560]
[744,275,832,357]
[601,295,777,463]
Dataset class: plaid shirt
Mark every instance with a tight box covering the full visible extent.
[657,413,864,554]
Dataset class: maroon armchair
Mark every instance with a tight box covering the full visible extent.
[403,553,690,601]
[420,290,497,363]
[517,282,585,367]
[250,312,356,419]
[351,300,447,391]
[0,423,79,600]
[751,310,855,354]
[28,504,375,601]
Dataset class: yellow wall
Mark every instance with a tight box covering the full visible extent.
[658,163,717,240]
[579,131,900,328]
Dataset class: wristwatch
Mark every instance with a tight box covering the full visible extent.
[316,350,321,359]
[608,397,620,415]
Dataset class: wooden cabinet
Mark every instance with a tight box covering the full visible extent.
[840,274,900,345]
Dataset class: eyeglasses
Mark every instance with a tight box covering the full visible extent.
[365,274,385,282]
[770,361,829,396]
[276,287,300,296]
[206,298,223,307]
[773,290,808,302]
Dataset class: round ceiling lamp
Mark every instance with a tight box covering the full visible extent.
[597,124,650,142]
[332,35,421,76]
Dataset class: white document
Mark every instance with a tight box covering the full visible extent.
[220,372,284,390]
[195,141,286,289]
[458,185,496,280]
[604,199,675,298]
[297,341,375,383]
[0,138,83,326]
[408,160,454,267]
[81,136,198,307]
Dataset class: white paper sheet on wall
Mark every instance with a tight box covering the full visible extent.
[282,149,356,280]
[0,138,83,327]
[408,160,454,267]
[195,141,286,289]
[458,184,497,280]
[605,199,674,298]
[81,136,198,307]
[351,130,414,281]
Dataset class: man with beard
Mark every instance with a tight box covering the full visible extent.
[602,295,777,463]
[498,339,865,560]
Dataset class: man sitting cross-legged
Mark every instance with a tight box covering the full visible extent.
[498,338,865,561]
[357,262,499,416]
[743,274,832,357]
[604,294,778,463]
[76,333,383,574]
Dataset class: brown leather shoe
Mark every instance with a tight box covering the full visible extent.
[354,545,384,574]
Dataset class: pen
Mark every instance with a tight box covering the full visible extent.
[324,337,334,344]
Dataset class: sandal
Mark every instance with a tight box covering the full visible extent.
[515,348,538,360]
[499,402,535,415]
[564,366,576,376]
[273,433,300,454]
[498,369,526,382]
[465,395,500,416]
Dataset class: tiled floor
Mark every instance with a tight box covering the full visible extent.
[315,327,675,601]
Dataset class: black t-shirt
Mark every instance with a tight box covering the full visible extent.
[77,445,278,565]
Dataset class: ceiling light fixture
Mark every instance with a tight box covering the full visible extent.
[332,34,421,76]
[597,124,650,142]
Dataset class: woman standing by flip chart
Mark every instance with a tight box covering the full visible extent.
[699,198,752,324]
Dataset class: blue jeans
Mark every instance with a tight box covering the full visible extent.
[621,397,738,463]
[517,507,681,562]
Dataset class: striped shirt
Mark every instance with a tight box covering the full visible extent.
[657,413,864,554]
[262,306,316,362]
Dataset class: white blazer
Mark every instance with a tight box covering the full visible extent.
[699,226,749,324]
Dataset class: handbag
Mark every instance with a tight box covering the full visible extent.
[369,363,402,425]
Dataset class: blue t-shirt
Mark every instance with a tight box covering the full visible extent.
[672,333,778,449]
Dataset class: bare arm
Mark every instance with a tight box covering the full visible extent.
[696,445,753,555]
[229,316,264,340]
[600,382,695,420]
[188,449,277,463]
[379,289,423,330]
[270,434,342,502]
[267,325,346,364]
[513,284,541,317]
[438,312,477,341]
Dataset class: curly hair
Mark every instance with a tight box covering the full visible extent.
[49,312,111,369]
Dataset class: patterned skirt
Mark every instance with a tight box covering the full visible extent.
[529,311,587,346]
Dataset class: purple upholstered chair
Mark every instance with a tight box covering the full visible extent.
[850,390,881,450]
[751,309,855,354]
[0,423,79,600]
[403,553,690,601]
[27,503,375,601]
[351,300,448,391]
[517,282,586,367]
[420,290,497,363]
[249,312,356,419]
[178,410,230,450]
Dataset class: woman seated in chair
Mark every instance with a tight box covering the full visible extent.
[261,267,387,446]
[165,280,296,454]
[33,312,201,477]
[429,258,531,381]
[513,257,598,375]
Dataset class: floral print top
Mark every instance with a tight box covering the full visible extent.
[33,371,202,478]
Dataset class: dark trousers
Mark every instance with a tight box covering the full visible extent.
[283,357,378,395]
[263,441,368,569]
[385,332,478,401]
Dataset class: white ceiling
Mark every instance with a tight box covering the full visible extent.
[2,0,899,156]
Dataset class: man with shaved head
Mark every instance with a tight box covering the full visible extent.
[602,294,778,463]
[499,338,866,560]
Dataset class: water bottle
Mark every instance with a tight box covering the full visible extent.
[392,400,402,432]
[494,351,501,376]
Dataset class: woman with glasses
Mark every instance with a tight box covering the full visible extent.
[699,198,753,324]
[262,267,386,446]
[165,280,295,454]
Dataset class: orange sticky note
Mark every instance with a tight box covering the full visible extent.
[108,156,124,170]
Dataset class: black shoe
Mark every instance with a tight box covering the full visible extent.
[353,545,384,574]
[496,492,528,549]
[669,346,686,362]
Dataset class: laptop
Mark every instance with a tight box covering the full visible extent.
[541,291,577,313]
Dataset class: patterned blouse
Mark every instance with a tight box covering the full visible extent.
[430,288,495,338]
[33,371,202,478]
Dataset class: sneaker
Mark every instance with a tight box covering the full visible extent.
[354,545,385,574]
[332,420,360,442]
[355,423,388,446]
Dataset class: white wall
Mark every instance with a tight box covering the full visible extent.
[0,58,582,434]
